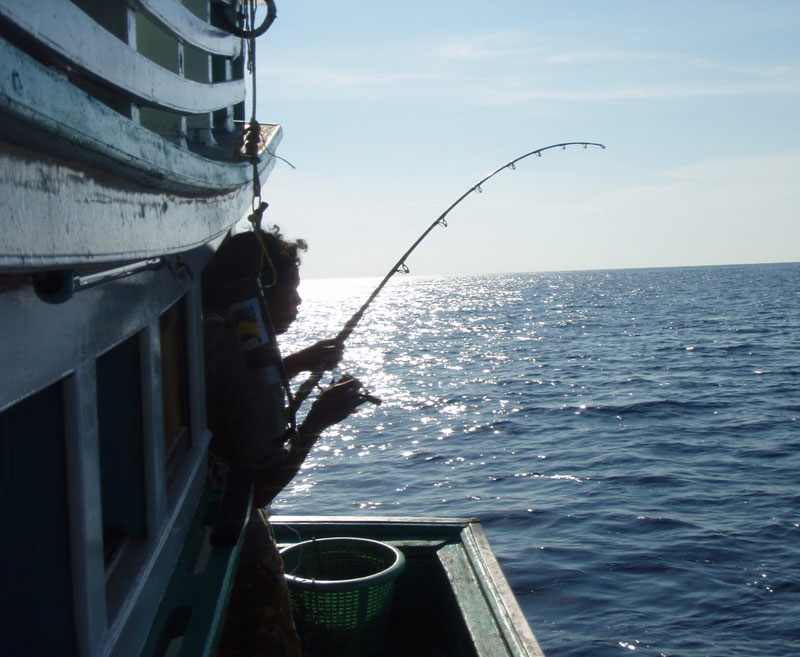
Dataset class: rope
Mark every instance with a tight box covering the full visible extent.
[212,0,276,40]
[231,1,296,431]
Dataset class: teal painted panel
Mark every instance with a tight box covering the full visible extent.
[0,381,77,654]
[437,543,512,657]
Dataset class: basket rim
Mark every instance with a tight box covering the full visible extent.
[280,536,406,590]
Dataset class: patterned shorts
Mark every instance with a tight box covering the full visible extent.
[217,533,302,657]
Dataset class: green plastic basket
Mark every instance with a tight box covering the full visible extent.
[281,537,406,657]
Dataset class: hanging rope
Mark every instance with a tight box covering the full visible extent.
[233,0,278,289]
[224,1,296,428]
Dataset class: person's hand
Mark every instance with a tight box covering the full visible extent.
[302,375,376,433]
[284,339,344,378]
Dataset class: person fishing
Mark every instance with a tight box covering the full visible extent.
[202,226,372,656]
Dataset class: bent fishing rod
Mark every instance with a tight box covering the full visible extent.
[290,141,606,414]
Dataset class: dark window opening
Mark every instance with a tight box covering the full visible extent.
[97,333,147,566]
[160,297,192,486]
[0,382,77,655]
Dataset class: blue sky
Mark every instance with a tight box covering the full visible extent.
[253,1,800,279]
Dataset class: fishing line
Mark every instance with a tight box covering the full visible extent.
[290,141,606,414]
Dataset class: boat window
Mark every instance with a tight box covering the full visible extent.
[70,0,129,41]
[161,297,192,486]
[134,9,185,143]
[97,333,147,566]
[63,2,137,117]
[0,381,77,655]
[183,41,210,84]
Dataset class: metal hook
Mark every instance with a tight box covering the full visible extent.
[170,256,194,288]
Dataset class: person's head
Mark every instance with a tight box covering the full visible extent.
[202,226,307,333]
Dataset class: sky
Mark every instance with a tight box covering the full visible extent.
[251,1,800,279]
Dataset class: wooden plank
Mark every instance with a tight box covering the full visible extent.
[270,515,473,544]
[0,145,258,268]
[139,485,251,657]
[134,0,241,57]
[0,37,280,194]
[461,524,546,657]
[271,515,477,527]
[63,365,108,657]
[0,245,212,413]
[0,0,243,114]
[105,451,209,657]
[437,542,514,657]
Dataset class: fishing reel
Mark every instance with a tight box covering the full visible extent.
[333,373,382,407]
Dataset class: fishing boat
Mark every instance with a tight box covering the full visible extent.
[0,1,276,655]
[0,1,546,656]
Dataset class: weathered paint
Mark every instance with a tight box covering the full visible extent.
[0,37,280,196]
[0,244,212,413]
[0,145,276,268]
[0,0,243,114]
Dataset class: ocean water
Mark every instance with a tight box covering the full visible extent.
[275,262,800,657]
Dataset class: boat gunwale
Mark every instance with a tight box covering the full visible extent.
[0,35,279,195]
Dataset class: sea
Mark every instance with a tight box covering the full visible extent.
[274,262,800,657]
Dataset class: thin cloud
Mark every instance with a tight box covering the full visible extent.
[480,79,800,104]
[545,50,671,65]
[434,31,532,61]
[267,64,439,91]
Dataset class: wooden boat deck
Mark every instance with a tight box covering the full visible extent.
[271,516,545,657]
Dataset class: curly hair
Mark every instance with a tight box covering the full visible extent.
[262,224,308,271]
[202,225,307,313]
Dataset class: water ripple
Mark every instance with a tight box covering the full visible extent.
[276,263,800,657]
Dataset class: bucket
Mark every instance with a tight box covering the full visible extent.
[281,537,406,657]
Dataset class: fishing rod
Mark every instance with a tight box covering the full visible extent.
[290,141,606,413]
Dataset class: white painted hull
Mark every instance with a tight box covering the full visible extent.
[0,2,281,656]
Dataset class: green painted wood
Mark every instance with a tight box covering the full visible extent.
[461,525,547,657]
[139,486,251,657]
[270,516,548,656]
[437,542,514,657]
[271,515,471,545]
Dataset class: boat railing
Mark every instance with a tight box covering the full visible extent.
[0,0,251,161]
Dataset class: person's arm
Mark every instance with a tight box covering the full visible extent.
[251,375,367,506]
[283,339,343,379]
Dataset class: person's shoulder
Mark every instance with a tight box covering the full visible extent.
[204,312,227,342]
